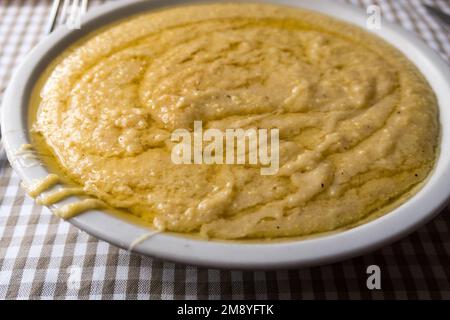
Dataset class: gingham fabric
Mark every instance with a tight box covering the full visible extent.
[0,0,449,300]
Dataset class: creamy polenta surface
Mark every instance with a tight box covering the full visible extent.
[31,3,439,239]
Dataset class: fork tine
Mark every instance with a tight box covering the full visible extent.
[45,0,62,34]
[60,0,70,26]
[81,0,88,15]
[70,0,81,29]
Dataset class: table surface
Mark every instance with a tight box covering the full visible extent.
[0,0,449,300]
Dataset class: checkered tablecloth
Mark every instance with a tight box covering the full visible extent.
[0,0,449,300]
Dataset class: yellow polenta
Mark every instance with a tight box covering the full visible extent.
[32,3,439,239]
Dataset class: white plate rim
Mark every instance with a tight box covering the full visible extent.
[1,0,450,269]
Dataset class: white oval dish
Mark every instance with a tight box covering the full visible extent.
[2,0,450,269]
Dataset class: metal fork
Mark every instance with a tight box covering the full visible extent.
[46,0,89,34]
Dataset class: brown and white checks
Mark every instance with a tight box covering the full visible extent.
[0,0,449,300]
